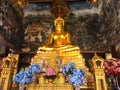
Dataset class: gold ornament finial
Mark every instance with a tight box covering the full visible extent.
[92,53,102,60]
[50,0,70,18]
[94,52,97,56]
[17,0,28,8]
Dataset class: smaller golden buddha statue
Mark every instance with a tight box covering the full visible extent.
[39,17,79,52]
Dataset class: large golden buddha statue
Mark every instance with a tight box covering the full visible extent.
[44,17,71,48]
[31,16,92,90]
[31,0,92,89]
[33,16,89,74]
[31,17,90,87]
[39,17,79,52]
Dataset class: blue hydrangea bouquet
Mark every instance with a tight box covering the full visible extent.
[62,62,86,90]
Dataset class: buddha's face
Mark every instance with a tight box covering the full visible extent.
[55,17,64,26]
[55,25,63,32]
[54,17,64,32]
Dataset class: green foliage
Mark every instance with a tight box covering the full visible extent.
[44,75,56,79]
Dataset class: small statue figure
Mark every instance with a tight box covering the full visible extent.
[41,60,47,72]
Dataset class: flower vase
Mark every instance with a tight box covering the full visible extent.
[75,86,80,90]
[19,84,24,90]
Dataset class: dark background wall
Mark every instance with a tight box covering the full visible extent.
[0,0,24,50]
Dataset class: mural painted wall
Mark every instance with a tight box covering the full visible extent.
[0,43,5,72]
[0,1,24,50]
[0,43,6,56]
[100,0,120,51]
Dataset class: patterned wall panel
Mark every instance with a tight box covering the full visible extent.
[0,1,24,50]
[100,0,120,50]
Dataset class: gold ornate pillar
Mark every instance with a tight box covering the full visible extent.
[0,53,19,90]
[90,53,107,90]
[39,73,45,84]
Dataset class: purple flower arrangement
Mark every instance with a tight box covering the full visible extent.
[14,62,86,87]
[14,63,41,85]
[62,62,86,87]
[14,70,32,85]
[62,62,75,76]
[28,63,41,75]
[69,68,86,86]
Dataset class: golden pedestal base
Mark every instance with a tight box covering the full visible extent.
[28,83,73,90]
[33,49,89,74]
[31,48,94,90]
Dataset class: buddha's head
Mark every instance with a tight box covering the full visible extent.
[54,17,64,32]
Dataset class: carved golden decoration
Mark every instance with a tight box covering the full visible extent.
[28,83,73,90]
[28,0,76,2]
[0,53,19,90]
[90,53,107,90]
[105,52,112,59]
[50,0,70,18]
[86,0,102,5]
[86,0,97,4]
[17,0,28,7]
